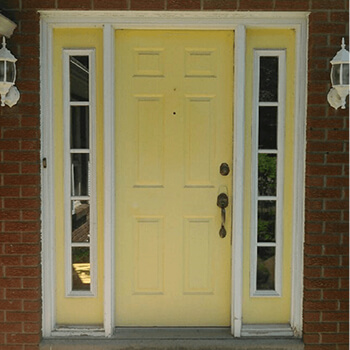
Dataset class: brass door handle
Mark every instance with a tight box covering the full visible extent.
[217,193,229,238]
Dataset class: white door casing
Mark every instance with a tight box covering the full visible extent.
[40,10,308,338]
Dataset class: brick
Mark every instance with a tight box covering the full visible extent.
[22,278,40,289]
[325,199,349,210]
[274,0,309,10]
[305,211,341,222]
[0,278,21,288]
[322,311,349,322]
[22,0,56,8]
[131,0,165,9]
[0,210,20,221]
[304,322,338,333]
[23,322,40,333]
[305,300,339,312]
[5,222,40,232]
[6,312,40,323]
[6,288,40,300]
[322,333,349,344]
[238,0,273,10]
[325,222,349,233]
[203,0,238,10]
[324,267,349,278]
[0,322,22,333]
[57,0,92,8]
[307,141,344,153]
[306,165,343,176]
[306,188,342,199]
[21,211,40,221]
[323,290,349,300]
[327,129,349,141]
[7,333,41,345]
[94,0,128,9]
[22,256,40,266]
[311,0,347,9]
[0,256,21,266]
[3,152,39,163]
[305,256,340,267]
[304,278,339,290]
[326,176,348,187]
[4,244,40,255]
[168,0,201,10]
[305,234,340,245]
[303,333,320,344]
[0,300,22,311]
[5,267,40,278]
[4,198,40,209]
[304,311,321,322]
[23,301,40,312]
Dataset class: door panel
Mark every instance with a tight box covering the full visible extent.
[115,30,234,326]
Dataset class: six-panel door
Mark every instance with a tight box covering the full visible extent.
[115,30,234,326]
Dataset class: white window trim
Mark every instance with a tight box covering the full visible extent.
[40,10,308,339]
[250,50,286,298]
[63,49,98,297]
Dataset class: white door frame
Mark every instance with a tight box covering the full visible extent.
[40,10,308,338]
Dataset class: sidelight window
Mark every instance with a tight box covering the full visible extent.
[251,51,286,297]
[63,51,97,296]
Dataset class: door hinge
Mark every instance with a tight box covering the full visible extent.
[42,158,47,169]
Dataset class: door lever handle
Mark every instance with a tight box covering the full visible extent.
[217,193,229,238]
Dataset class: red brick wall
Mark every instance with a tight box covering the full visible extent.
[0,0,348,349]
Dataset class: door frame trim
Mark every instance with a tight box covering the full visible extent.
[40,10,308,338]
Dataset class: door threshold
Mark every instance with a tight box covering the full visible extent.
[114,327,233,340]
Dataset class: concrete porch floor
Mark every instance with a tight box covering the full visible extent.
[40,328,304,350]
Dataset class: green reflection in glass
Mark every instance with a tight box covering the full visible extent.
[258,153,277,196]
[258,200,276,242]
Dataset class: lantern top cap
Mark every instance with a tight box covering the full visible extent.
[331,37,350,65]
[0,37,16,62]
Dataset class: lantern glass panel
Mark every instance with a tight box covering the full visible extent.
[331,64,341,85]
[6,62,15,83]
[0,61,4,82]
[342,63,349,85]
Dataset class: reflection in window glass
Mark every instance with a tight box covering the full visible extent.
[258,107,277,149]
[331,64,341,85]
[70,56,89,102]
[71,153,89,197]
[72,247,90,291]
[258,201,276,242]
[71,106,89,149]
[342,63,349,84]
[258,153,277,196]
[259,56,278,102]
[6,61,15,83]
[257,247,275,290]
[71,200,90,243]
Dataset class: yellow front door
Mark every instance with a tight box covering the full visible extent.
[115,30,234,326]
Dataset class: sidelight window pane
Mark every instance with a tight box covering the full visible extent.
[72,247,90,291]
[70,106,89,149]
[259,56,278,102]
[258,107,278,150]
[70,56,89,102]
[257,247,275,290]
[71,153,89,197]
[258,200,276,242]
[71,200,90,243]
[258,153,277,196]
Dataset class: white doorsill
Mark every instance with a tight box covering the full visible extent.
[41,327,303,350]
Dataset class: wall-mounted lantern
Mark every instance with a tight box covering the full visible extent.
[327,38,350,110]
[0,36,19,107]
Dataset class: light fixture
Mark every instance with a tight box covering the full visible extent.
[0,36,19,107]
[327,38,350,110]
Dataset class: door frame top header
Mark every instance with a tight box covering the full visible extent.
[39,10,309,29]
